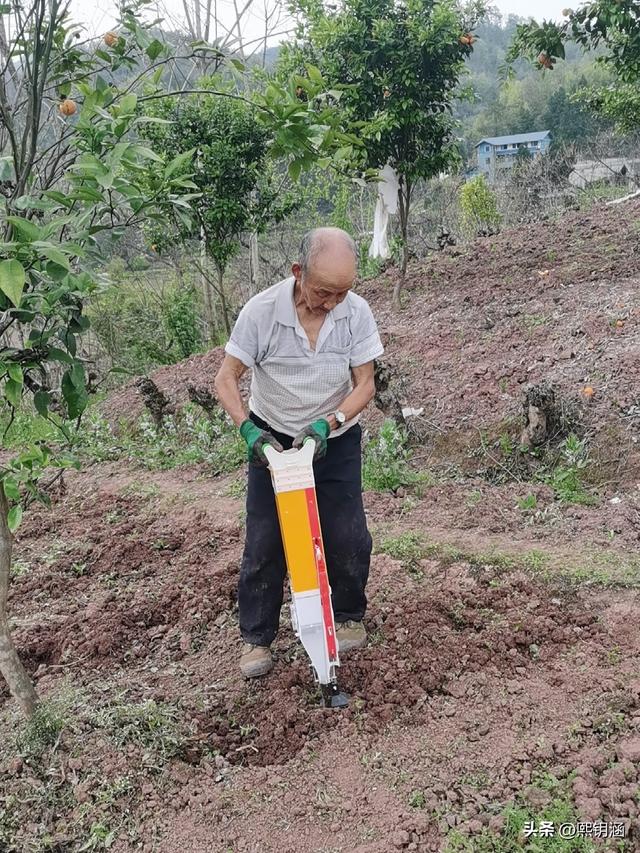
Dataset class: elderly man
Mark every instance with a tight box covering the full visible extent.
[214,227,384,677]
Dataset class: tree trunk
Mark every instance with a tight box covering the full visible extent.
[0,482,38,718]
[217,267,231,337]
[200,227,215,344]
[392,178,411,310]
[249,231,260,297]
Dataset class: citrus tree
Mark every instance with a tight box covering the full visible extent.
[459,174,501,234]
[279,0,486,306]
[0,0,356,717]
[139,84,298,336]
[0,0,220,716]
[506,1,640,134]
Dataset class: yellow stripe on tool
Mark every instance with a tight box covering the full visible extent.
[274,489,317,593]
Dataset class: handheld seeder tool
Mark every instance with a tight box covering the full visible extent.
[263,441,349,708]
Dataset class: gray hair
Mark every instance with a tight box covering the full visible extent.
[299,228,358,273]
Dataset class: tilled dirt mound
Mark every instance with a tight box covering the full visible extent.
[5,488,242,685]
[188,562,601,769]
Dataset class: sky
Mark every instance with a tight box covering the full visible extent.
[70,0,568,41]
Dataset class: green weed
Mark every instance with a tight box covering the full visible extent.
[517,493,537,512]
[9,559,30,578]
[445,771,600,852]
[378,531,426,579]
[77,821,117,851]
[92,699,184,762]
[409,790,427,808]
[77,404,245,474]
[15,699,69,759]
[363,419,423,492]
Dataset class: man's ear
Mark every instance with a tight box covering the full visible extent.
[291,262,302,279]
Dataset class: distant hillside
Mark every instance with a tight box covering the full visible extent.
[101,198,640,490]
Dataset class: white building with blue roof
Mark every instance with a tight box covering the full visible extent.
[475,131,552,181]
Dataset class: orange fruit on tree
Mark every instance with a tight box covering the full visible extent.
[459,34,474,45]
[104,31,119,47]
[538,52,553,69]
[59,98,77,116]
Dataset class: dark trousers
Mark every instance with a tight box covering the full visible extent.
[238,412,372,646]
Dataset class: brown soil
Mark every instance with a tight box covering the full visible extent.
[2,201,640,852]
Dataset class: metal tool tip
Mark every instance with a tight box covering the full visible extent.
[321,684,350,709]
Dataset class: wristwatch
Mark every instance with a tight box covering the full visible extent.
[333,410,347,427]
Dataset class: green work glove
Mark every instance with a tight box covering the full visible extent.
[292,418,331,461]
[239,419,284,466]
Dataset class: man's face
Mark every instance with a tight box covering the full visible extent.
[292,249,356,315]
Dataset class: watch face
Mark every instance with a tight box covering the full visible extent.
[336,411,346,424]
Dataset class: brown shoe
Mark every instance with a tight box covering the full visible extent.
[240,643,273,678]
[335,620,367,653]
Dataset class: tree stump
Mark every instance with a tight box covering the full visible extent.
[187,383,219,421]
[135,377,175,430]
[374,361,406,427]
[520,382,581,447]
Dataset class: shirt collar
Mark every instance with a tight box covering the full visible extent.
[275,275,350,326]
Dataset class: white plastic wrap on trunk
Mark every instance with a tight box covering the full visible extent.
[368,164,400,260]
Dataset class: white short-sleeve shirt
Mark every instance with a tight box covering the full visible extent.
[224,276,384,438]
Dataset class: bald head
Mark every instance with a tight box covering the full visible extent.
[299,227,358,274]
[293,227,358,316]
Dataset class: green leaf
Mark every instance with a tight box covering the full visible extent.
[64,331,77,357]
[0,259,25,307]
[288,160,302,181]
[47,346,74,364]
[45,261,69,282]
[170,177,199,190]
[135,115,173,126]
[95,170,114,189]
[37,245,70,270]
[34,390,51,417]
[44,190,73,207]
[6,216,42,242]
[165,149,195,178]
[3,377,22,407]
[229,58,246,71]
[7,505,22,533]
[69,362,85,388]
[306,64,324,85]
[61,366,87,419]
[7,364,22,383]
[69,315,90,333]
[1,476,20,501]
[10,309,36,322]
[133,145,164,163]
[146,38,164,60]
[119,93,138,115]
[67,186,105,203]
[0,155,13,181]
[95,74,109,93]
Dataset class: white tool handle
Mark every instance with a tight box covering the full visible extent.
[263,440,315,470]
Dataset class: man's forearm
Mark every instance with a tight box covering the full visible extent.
[327,377,376,429]
[214,374,248,427]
